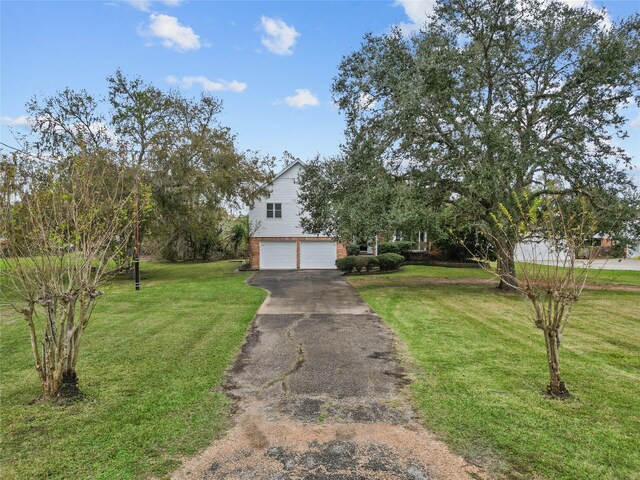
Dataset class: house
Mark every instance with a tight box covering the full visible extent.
[248,161,347,269]
[391,231,430,252]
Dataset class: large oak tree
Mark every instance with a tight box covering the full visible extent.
[311,0,639,289]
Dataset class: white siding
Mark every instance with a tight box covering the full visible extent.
[515,240,572,264]
[249,162,318,238]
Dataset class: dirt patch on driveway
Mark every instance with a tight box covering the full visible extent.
[173,400,488,479]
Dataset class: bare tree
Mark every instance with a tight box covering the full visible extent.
[0,149,142,399]
[481,194,597,397]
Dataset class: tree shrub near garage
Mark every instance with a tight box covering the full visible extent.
[336,256,357,272]
[376,253,404,271]
[378,241,414,256]
[365,256,379,272]
[395,241,415,255]
[378,242,400,255]
[347,243,360,256]
[354,255,375,273]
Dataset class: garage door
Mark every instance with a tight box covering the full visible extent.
[260,241,297,269]
[300,241,337,269]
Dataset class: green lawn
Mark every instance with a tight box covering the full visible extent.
[349,265,640,480]
[399,262,640,286]
[0,261,266,480]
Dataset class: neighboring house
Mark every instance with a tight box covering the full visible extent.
[515,233,637,262]
[392,231,430,252]
[248,161,347,270]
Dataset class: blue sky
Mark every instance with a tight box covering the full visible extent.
[1,0,639,176]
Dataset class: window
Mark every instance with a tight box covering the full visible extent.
[267,203,282,218]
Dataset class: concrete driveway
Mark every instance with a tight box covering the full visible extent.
[173,271,488,480]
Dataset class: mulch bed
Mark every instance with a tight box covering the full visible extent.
[343,268,402,276]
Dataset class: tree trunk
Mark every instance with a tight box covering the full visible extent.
[497,243,518,291]
[543,328,569,398]
[25,295,93,400]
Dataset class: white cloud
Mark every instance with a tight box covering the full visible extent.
[559,0,612,28]
[631,115,640,129]
[141,14,200,52]
[126,0,183,11]
[0,115,30,127]
[260,16,299,56]
[283,89,319,108]
[166,75,247,92]
[127,0,151,10]
[394,0,610,34]
[394,0,436,34]
[357,93,377,110]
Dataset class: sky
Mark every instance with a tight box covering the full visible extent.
[1,0,639,176]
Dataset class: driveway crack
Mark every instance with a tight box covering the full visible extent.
[258,314,308,395]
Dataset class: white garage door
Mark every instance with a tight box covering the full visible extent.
[260,241,297,269]
[300,241,337,269]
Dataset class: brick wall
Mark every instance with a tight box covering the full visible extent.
[336,242,347,259]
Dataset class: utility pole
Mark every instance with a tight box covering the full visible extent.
[133,174,140,291]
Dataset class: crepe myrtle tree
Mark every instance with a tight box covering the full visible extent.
[0,150,148,400]
[476,193,597,397]
[332,0,640,290]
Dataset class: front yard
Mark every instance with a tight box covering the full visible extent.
[0,261,266,480]
[349,265,640,479]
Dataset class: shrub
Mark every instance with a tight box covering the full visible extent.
[610,242,626,259]
[394,240,415,255]
[336,256,357,272]
[354,255,370,273]
[376,253,404,271]
[378,241,415,255]
[435,234,495,261]
[377,242,400,254]
[366,256,379,272]
[346,243,360,256]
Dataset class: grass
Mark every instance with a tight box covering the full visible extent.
[0,260,266,480]
[517,262,640,286]
[398,262,640,286]
[349,265,640,479]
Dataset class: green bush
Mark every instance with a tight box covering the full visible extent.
[394,240,415,254]
[335,256,357,272]
[434,229,496,261]
[346,243,360,256]
[610,242,626,259]
[354,255,370,273]
[376,253,404,271]
[378,241,414,255]
[366,256,380,272]
[377,242,400,254]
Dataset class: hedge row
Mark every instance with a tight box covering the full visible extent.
[335,253,404,273]
[377,241,415,255]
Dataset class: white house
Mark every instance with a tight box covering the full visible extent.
[248,160,347,269]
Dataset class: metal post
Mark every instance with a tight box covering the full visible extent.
[133,175,140,291]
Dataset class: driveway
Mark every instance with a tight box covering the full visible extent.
[173,271,488,480]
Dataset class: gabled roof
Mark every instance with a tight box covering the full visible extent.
[272,159,306,182]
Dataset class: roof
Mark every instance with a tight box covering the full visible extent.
[272,159,306,182]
